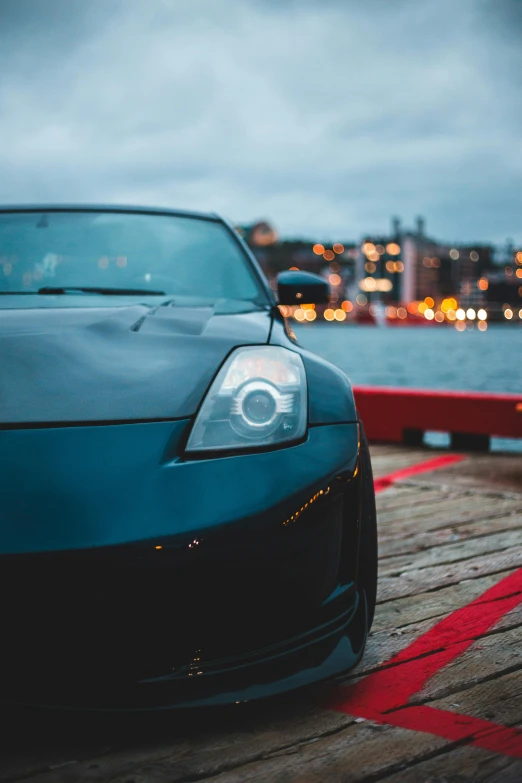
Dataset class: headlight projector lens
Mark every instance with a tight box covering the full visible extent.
[231,380,293,436]
[242,387,277,426]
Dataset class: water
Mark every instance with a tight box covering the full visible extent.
[295,323,522,452]
[295,324,521,394]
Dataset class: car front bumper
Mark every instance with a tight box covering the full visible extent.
[0,420,364,709]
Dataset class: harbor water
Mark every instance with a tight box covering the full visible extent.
[295,323,521,451]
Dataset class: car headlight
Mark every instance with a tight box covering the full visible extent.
[185,346,307,453]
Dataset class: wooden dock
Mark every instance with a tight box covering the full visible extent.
[1,445,521,783]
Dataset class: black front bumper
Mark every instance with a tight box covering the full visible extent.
[0,423,365,709]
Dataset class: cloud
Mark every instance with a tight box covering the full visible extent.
[0,0,520,243]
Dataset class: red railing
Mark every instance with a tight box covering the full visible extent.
[353,386,522,447]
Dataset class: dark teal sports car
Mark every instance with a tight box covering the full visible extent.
[0,205,377,709]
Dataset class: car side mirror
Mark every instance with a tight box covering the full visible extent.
[277,271,330,305]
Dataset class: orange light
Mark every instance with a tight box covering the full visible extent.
[395,261,404,272]
[407,302,417,314]
[361,277,376,291]
[324,308,335,321]
[289,266,299,271]
[478,278,488,290]
[334,308,346,321]
[424,296,434,308]
[516,269,522,278]
[516,251,522,264]
[333,243,344,254]
[362,242,375,254]
[329,273,341,286]
[155,545,163,550]
[294,308,305,321]
[313,244,324,255]
[386,243,400,255]
[323,249,335,261]
[385,261,394,273]
[434,311,444,322]
[365,262,376,273]
[341,300,353,312]
[304,309,316,321]
[418,302,427,314]
[397,307,407,319]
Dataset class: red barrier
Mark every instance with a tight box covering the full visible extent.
[353,386,522,445]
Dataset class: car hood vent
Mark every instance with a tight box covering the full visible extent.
[0,303,271,426]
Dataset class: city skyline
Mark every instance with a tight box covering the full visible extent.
[239,215,516,261]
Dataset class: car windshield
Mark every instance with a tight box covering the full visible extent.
[0,210,267,305]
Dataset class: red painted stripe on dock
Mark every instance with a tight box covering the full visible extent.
[374,453,465,493]
[330,568,522,758]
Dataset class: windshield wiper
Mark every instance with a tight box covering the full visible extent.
[37,286,166,296]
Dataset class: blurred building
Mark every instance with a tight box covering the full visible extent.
[236,220,357,303]
[356,217,495,307]
[237,217,520,323]
[483,243,522,311]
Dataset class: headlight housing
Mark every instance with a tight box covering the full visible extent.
[186,346,307,453]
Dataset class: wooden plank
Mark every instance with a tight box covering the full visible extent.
[84,722,448,783]
[378,546,522,602]
[429,669,522,726]
[377,495,519,526]
[378,514,522,558]
[377,500,521,540]
[371,570,519,632]
[381,744,522,783]
[395,452,522,495]
[379,528,522,576]
[376,487,454,511]
[417,624,522,703]
[345,602,522,681]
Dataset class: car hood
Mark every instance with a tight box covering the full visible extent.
[0,299,272,425]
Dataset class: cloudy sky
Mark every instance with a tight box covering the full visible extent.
[0,0,520,244]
